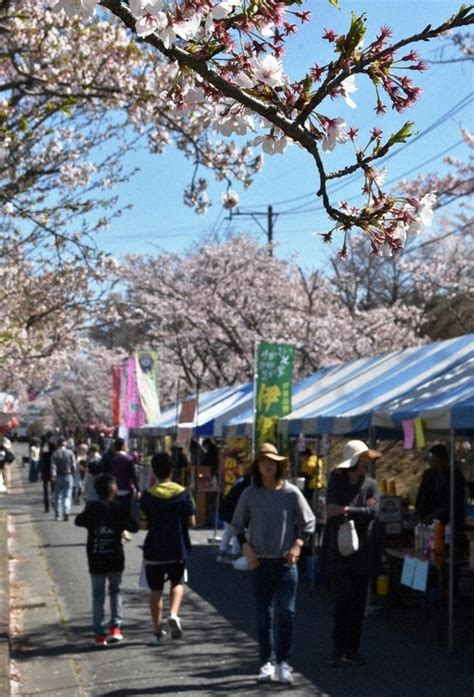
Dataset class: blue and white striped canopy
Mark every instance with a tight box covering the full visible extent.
[178,383,253,437]
[277,334,474,437]
[223,358,385,437]
[140,383,253,437]
[372,353,474,433]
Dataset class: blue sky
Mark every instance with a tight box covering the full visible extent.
[96,1,472,269]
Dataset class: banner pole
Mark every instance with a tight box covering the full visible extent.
[252,339,260,460]
[194,384,200,507]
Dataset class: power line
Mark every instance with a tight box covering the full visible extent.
[235,92,472,214]
[275,137,466,219]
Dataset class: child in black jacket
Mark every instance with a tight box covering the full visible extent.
[75,473,138,646]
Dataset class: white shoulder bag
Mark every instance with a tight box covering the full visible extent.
[337,515,359,557]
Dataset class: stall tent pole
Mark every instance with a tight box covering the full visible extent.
[310,435,322,591]
[194,386,200,506]
[252,339,260,460]
[448,429,455,653]
[208,442,222,543]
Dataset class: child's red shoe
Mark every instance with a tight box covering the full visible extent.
[94,634,108,646]
[108,627,123,643]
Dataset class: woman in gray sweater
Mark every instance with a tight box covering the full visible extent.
[232,442,315,685]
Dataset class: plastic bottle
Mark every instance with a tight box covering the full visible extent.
[427,523,435,554]
[414,524,421,553]
[444,523,452,547]
[420,524,428,556]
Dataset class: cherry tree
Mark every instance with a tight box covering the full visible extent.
[36,339,124,430]
[1,0,262,386]
[0,248,116,393]
[1,0,263,251]
[328,126,474,336]
[106,234,423,401]
[46,0,473,254]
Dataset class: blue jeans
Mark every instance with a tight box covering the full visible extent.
[54,475,73,517]
[91,572,123,635]
[251,562,298,664]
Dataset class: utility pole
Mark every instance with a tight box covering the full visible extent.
[227,205,278,256]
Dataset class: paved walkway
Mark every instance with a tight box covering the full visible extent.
[2,452,474,696]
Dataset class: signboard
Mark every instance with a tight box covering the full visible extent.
[176,398,197,448]
[220,438,251,496]
[254,341,294,452]
[379,496,402,535]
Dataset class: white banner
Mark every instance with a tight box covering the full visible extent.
[135,351,161,425]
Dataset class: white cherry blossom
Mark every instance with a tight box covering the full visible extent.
[135,10,167,38]
[221,189,240,209]
[250,55,285,88]
[341,75,358,108]
[321,118,350,152]
[253,132,288,155]
[51,0,97,18]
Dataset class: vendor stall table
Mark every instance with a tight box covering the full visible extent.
[385,547,470,648]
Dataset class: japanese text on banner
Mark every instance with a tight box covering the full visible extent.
[254,342,295,451]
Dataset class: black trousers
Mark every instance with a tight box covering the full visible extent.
[43,479,55,512]
[331,571,369,658]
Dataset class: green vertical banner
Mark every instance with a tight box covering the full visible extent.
[254,341,295,453]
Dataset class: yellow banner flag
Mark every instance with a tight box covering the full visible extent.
[414,417,425,449]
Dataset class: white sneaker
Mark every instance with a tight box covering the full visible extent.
[232,556,250,571]
[168,615,183,640]
[257,661,275,682]
[276,661,293,684]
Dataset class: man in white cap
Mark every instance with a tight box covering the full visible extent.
[320,440,381,667]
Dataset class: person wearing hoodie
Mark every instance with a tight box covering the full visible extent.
[139,452,196,645]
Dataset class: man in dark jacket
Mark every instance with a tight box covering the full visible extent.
[39,441,55,513]
[104,438,140,519]
[75,473,138,646]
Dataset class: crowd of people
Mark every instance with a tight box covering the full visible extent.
[6,432,470,686]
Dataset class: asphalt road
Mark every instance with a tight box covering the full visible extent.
[6,451,474,697]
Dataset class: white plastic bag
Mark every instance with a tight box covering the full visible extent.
[337,517,359,557]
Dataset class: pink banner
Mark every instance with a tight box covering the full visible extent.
[401,419,414,450]
[124,357,145,429]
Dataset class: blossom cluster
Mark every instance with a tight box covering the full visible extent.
[43,0,471,254]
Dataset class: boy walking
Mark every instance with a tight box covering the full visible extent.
[75,473,138,646]
[140,453,195,644]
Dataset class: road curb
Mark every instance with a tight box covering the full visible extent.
[0,510,10,696]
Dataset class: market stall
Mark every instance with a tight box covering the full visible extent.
[372,351,474,652]
[277,334,474,437]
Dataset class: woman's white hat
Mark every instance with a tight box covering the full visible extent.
[336,439,382,469]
